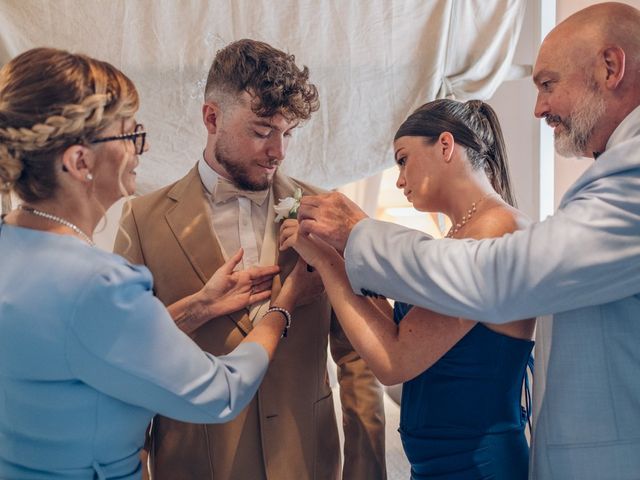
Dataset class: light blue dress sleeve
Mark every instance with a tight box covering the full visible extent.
[345,139,640,322]
[64,261,268,423]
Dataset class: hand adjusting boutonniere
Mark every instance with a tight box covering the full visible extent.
[274,188,314,272]
[274,187,303,222]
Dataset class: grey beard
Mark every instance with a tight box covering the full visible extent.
[553,86,606,158]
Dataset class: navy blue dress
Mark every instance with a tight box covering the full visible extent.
[394,302,534,479]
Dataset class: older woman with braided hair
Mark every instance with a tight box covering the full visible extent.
[281,99,536,479]
[0,48,318,479]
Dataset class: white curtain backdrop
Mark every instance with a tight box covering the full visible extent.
[0,0,525,196]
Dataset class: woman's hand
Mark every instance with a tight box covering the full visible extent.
[279,219,340,267]
[276,257,325,309]
[242,257,323,358]
[199,248,280,317]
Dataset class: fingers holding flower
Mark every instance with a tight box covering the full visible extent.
[279,219,313,262]
[297,192,368,253]
[279,218,300,249]
[279,219,340,268]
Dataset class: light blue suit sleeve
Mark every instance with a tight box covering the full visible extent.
[64,262,268,423]
[345,138,640,323]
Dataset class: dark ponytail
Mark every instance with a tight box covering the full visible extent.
[395,98,517,207]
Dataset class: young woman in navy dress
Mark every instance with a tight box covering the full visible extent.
[281,99,535,479]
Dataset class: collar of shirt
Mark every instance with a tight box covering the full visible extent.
[605,105,640,152]
[198,156,269,206]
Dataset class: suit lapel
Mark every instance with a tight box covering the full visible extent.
[165,166,253,335]
[165,167,222,284]
[271,173,300,301]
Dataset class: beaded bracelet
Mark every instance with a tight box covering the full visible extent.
[265,306,292,338]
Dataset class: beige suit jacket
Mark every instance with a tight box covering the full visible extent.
[114,166,386,480]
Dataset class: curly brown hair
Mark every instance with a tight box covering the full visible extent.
[204,39,319,121]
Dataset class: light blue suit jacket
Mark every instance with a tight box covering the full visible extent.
[345,107,640,479]
[0,224,268,479]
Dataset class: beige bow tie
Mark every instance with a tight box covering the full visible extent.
[213,178,269,205]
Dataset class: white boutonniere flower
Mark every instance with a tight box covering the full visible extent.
[274,187,303,222]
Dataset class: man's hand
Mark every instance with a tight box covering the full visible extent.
[280,219,342,268]
[297,192,368,252]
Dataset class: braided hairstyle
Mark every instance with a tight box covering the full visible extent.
[0,48,139,202]
[394,99,516,207]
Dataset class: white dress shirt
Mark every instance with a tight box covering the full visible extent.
[198,157,278,322]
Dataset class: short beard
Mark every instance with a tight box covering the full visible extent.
[550,79,606,158]
[214,142,272,192]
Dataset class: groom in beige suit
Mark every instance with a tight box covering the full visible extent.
[114,39,386,480]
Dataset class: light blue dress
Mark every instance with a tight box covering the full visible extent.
[0,220,269,479]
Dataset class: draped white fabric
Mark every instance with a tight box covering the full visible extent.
[0,0,525,193]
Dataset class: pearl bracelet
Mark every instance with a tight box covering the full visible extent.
[265,306,292,338]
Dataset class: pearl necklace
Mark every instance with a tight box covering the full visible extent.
[445,193,496,239]
[18,205,95,246]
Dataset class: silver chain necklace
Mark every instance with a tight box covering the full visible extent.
[18,205,95,246]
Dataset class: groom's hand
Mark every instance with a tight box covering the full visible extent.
[297,192,368,253]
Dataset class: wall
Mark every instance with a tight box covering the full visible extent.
[95,0,640,250]
[375,0,543,236]
[488,0,539,220]
[493,0,640,214]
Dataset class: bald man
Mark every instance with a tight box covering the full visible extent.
[295,3,640,479]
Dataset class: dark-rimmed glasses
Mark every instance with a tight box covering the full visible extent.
[91,123,146,155]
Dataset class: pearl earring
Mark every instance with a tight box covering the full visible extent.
[86,173,94,181]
